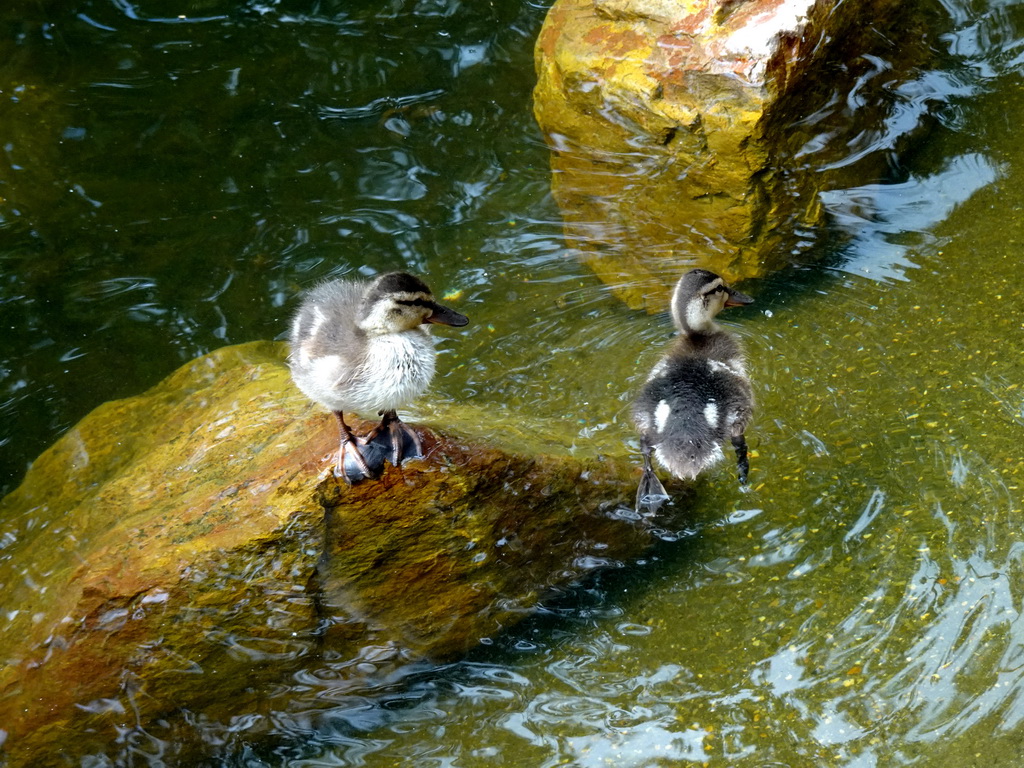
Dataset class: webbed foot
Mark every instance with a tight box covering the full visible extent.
[335,436,388,484]
[332,410,386,484]
[636,437,670,514]
[636,466,670,515]
[366,410,423,466]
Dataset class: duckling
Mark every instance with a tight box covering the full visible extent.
[289,272,468,483]
[633,268,754,512]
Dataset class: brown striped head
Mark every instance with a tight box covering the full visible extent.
[669,268,753,334]
[358,272,469,334]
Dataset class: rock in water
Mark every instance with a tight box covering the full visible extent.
[533,0,939,310]
[0,341,652,763]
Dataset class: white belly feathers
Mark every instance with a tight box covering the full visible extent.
[292,331,437,416]
[345,332,437,414]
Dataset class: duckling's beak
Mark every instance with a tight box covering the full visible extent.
[724,288,754,308]
[424,303,469,327]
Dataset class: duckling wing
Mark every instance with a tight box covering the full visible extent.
[289,279,370,406]
[634,356,751,479]
[292,279,369,360]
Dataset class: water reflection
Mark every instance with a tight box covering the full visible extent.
[823,152,1001,281]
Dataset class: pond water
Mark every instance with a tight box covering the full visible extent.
[2,0,1024,765]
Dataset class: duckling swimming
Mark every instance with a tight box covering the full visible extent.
[289,272,468,483]
[633,268,754,512]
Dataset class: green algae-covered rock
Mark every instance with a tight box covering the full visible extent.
[0,342,650,763]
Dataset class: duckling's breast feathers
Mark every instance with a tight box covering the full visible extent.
[288,277,440,415]
[347,331,437,413]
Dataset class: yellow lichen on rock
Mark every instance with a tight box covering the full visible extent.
[534,0,935,310]
[0,341,652,763]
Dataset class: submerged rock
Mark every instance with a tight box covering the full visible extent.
[0,342,651,762]
[533,0,938,310]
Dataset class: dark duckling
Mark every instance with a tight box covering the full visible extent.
[633,268,755,512]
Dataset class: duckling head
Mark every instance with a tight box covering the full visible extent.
[670,268,753,334]
[357,272,469,336]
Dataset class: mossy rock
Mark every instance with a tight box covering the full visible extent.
[0,341,654,763]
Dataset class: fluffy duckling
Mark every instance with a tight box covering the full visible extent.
[289,272,468,483]
[633,268,754,512]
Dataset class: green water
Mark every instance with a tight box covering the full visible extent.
[3,0,1024,765]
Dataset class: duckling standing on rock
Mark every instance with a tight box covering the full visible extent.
[289,272,469,483]
[633,268,755,512]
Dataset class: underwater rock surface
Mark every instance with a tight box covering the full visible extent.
[533,0,937,310]
[0,342,650,762]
